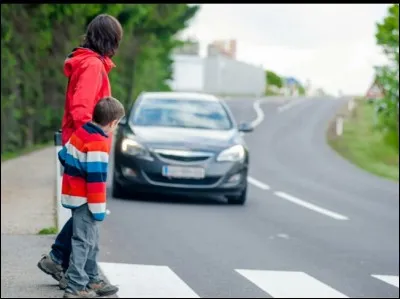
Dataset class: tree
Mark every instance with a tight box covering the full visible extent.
[0,4,199,156]
[375,4,399,149]
[376,4,399,63]
[265,70,283,88]
[264,70,283,96]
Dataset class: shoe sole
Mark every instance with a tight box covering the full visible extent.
[37,261,62,282]
[96,288,119,297]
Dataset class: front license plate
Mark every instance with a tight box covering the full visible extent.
[162,166,205,179]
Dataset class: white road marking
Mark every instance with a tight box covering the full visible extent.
[274,191,349,221]
[250,99,265,128]
[236,269,348,298]
[277,98,306,113]
[98,262,200,298]
[247,176,271,190]
[371,275,399,288]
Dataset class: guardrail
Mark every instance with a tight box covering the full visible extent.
[54,130,71,232]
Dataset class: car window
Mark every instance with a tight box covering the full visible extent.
[131,98,233,130]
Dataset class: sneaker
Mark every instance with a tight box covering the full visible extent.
[59,276,68,290]
[37,254,64,281]
[63,289,97,298]
[88,280,119,297]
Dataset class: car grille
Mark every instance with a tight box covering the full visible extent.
[144,173,220,186]
[157,153,209,163]
[153,149,214,164]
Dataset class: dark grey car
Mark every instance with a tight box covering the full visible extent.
[112,92,253,205]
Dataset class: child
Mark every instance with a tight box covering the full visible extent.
[58,96,125,298]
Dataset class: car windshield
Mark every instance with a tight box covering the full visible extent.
[131,97,233,130]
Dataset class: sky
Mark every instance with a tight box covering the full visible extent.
[181,4,391,95]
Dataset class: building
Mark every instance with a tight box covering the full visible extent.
[203,54,264,96]
[169,54,204,92]
[173,40,200,56]
[207,39,237,59]
[170,39,264,96]
[170,53,265,97]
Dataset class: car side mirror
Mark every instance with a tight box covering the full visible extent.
[118,116,127,127]
[238,122,253,133]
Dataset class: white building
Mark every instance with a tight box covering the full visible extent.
[170,53,266,97]
[169,55,205,92]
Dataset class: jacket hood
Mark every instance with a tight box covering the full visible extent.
[63,47,115,77]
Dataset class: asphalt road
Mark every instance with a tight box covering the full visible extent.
[100,96,399,298]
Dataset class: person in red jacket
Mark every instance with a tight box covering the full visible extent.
[37,14,123,297]
[61,48,115,145]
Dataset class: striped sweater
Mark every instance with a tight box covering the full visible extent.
[58,122,110,221]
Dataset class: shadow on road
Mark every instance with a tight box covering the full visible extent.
[107,188,231,206]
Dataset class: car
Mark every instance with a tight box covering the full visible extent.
[112,91,253,205]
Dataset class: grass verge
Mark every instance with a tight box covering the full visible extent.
[328,100,399,181]
[38,226,58,235]
[1,142,52,162]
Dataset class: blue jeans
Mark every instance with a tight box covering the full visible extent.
[65,204,100,292]
[50,217,73,272]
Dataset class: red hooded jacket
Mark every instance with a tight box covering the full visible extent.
[61,48,115,146]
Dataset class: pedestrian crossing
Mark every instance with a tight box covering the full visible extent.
[98,262,399,298]
[236,269,348,298]
[98,263,199,298]
[371,274,399,288]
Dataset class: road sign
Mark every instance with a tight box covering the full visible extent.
[366,82,384,99]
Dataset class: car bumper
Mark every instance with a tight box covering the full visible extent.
[113,152,248,197]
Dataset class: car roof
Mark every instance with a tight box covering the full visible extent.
[140,91,221,102]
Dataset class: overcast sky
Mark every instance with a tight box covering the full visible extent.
[181,4,391,95]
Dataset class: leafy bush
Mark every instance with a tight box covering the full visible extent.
[375,4,399,150]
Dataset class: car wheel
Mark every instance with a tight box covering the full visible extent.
[112,178,126,199]
[227,187,247,205]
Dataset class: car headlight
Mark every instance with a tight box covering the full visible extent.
[121,136,153,160]
[217,145,245,162]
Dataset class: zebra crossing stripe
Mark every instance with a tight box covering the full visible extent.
[97,262,398,298]
[236,269,348,298]
[98,262,200,298]
[371,275,399,288]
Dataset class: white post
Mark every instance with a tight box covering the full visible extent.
[54,130,71,232]
[348,99,355,112]
[336,117,344,136]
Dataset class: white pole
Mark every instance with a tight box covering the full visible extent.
[336,117,344,136]
[348,99,355,112]
[54,131,71,232]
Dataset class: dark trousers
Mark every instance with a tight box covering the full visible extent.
[51,217,73,271]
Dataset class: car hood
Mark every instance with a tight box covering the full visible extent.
[130,125,240,152]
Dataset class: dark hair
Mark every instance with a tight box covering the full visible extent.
[81,14,123,57]
[93,97,125,126]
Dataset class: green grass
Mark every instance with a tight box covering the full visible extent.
[1,142,52,162]
[38,226,58,235]
[328,101,399,181]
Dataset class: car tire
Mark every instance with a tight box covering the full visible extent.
[112,178,126,199]
[227,187,247,205]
